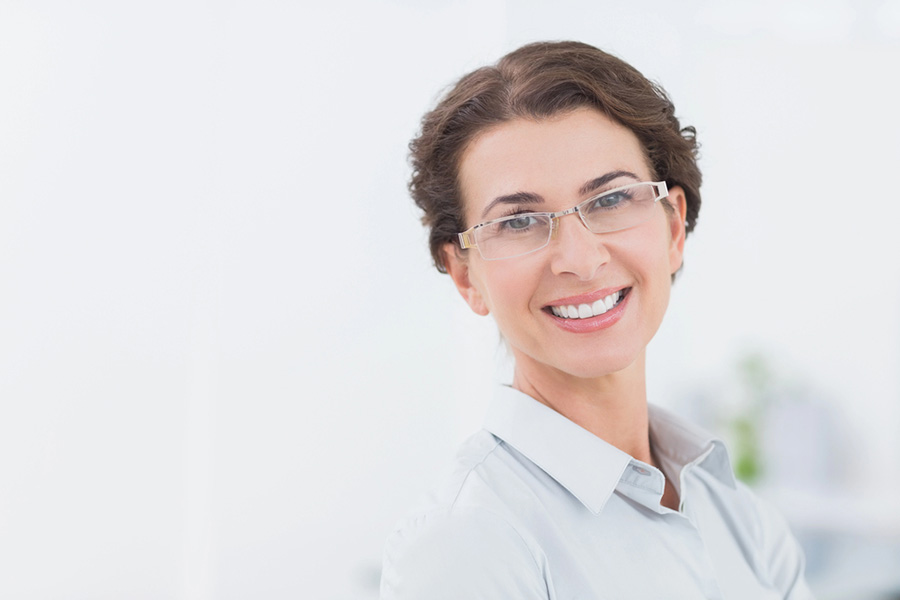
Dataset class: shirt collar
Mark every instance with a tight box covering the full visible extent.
[483,386,736,515]
[648,403,737,490]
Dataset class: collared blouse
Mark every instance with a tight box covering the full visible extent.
[381,386,814,599]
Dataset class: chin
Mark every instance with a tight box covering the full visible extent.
[561,353,640,379]
[507,324,655,382]
[522,341,643,380]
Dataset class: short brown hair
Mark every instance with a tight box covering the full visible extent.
[409,41,702,273]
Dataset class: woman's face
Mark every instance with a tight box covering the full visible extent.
[444,107,687,381]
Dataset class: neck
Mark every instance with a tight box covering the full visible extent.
[511,351,653,464]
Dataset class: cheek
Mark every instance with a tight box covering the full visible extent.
[477,260,542,315]
[620,231,676,300]
[621,228,670,270]
[643,245,675,306]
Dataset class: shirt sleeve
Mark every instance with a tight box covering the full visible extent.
[747,489,816,599]
[380,507,549,600]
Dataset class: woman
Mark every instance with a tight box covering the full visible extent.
[381,41,812,599]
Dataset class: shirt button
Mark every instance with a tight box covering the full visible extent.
[631,465,650,476]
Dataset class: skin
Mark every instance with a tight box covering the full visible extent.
[443,107,688,510]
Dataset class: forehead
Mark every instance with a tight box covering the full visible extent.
[458,107,650,221]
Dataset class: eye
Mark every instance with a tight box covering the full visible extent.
[590,190,631,210]
[500,214,540,231]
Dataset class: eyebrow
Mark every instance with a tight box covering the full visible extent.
[480,191,544,220]
[578,170,641,196]
[480,170,642,220]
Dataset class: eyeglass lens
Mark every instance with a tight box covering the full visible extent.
[475,182,658,260]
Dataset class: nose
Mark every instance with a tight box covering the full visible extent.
[548,212,611,279]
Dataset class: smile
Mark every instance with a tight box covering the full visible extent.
[547,289,629,319]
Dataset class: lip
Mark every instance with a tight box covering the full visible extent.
[544,286,629,308]
[544,287,631,333]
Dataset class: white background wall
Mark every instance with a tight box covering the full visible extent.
[2,1,899,598]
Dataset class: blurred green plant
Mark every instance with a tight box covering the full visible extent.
[730,352,775,484]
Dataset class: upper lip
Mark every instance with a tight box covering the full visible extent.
[544,286,629,307]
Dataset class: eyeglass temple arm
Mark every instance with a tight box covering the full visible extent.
[458,231,476,249]
[655,181,668,199]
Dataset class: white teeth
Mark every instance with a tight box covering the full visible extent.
[550,290,624,320]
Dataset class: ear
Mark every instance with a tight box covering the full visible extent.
[667,185,688,274]
[442,242,490,316]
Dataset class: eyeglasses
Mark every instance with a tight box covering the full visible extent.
[457,181,669,260]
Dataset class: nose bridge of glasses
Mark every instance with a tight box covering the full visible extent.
[547,203,611,276]
[549,204,591,239]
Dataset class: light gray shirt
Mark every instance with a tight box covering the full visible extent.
[381,385,813,599]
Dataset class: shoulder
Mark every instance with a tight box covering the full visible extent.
[410,429,539,515]
[381,506,547,599]
[730,481,816,599]
[381,431,549,599]
[688,459,815,598]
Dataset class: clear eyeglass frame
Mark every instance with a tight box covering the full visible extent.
[457,180,669,261]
